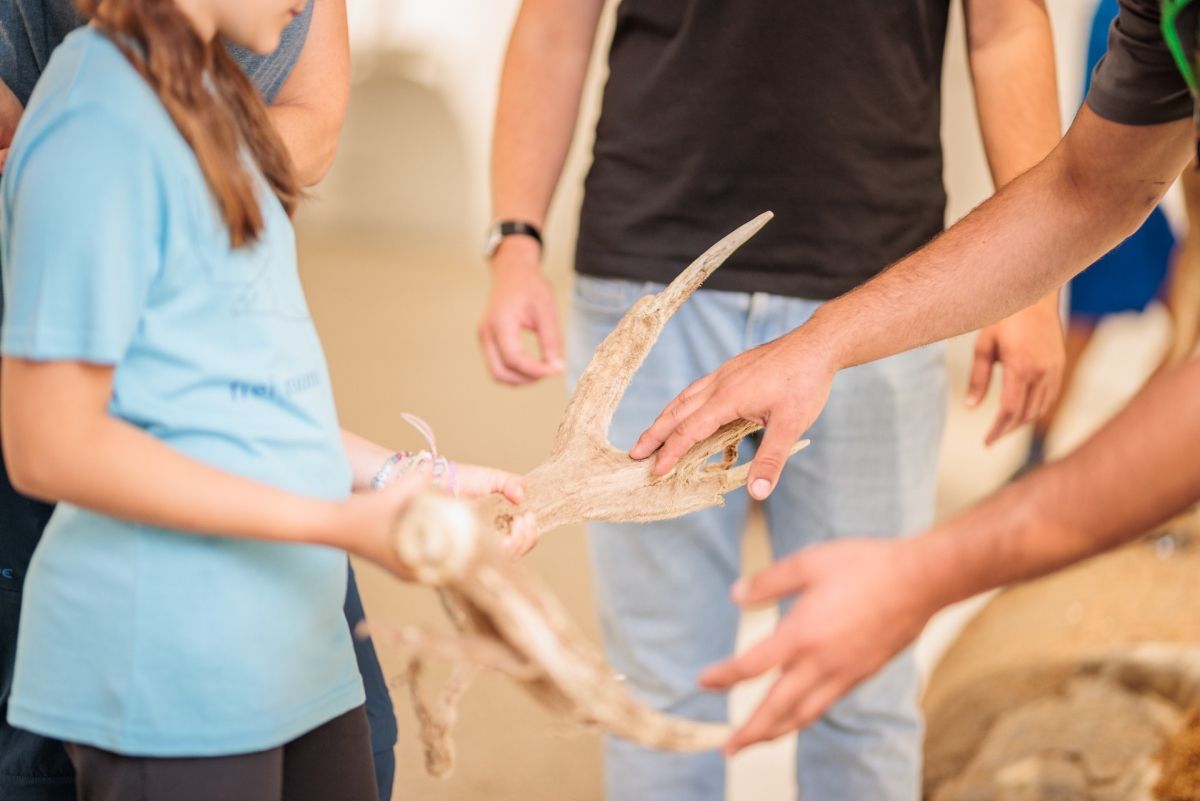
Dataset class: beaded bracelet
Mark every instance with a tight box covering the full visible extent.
[369,414,460,496]
[370,451,412,491]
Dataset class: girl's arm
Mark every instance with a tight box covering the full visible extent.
[340,427,534,554]
[342,429,392,491]
[2,358,416,575]
[342,428,525,501]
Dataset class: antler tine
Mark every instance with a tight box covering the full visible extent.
[647,211,775,319]
[554,212,775,450]
[722,439,811,487]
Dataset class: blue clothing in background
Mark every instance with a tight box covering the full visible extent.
[1,28,362,755]
[1072,0,1175,319]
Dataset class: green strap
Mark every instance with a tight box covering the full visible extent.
[1163,0,1200,95]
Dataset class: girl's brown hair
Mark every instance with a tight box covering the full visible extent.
[79,0,301,247]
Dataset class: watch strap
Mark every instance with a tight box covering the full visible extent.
[496,220,542,246]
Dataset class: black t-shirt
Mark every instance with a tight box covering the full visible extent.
[1086,0,1195,125]
[576,0,953,299]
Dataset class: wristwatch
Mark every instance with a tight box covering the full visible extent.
[483,220,543,258]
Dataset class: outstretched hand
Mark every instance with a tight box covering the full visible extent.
[629,332,837,500]
[700,537,938,755]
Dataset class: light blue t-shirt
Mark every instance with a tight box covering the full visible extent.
[0,28,363,756]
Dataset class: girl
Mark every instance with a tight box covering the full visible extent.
[0,0,528,798]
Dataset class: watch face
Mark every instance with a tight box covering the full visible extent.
[483,227,503,258]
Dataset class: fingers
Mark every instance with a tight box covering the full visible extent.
[731,552,810,607]
[629,375,717,460]
[725,675,842,756]
[478,309,560,385]
[652,400,733,476]
[495,320,557,382]
[1024,383,1048,428]
[498,472,526,505]
[452,465,526,504]
[480,327,529,386]
[699,624,800,690]
[984,365,1028,446]
[532,297,565,373]
[501,512,539,558]
[746,415,801,500]
[721,660,822,755]
[965,338,997,408]
[478,468,525,504]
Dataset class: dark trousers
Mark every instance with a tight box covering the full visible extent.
[67,706,377,801]
[0,446,399,801]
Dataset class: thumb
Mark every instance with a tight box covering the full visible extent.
[748,417,800,500]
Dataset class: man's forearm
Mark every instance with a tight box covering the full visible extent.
[914,357,1200,607]
[490,0,605,225]
[268,0,350,187]
[268,104,342,187]
[0,78,21,142]
[806,110,1193,371]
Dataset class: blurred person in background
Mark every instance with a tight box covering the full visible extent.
[0,3,401,800]
[477,2,1064,800]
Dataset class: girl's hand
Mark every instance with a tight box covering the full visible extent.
[330,473,429,580]
[502,511,540,559]
[451,465,541,557]
[452,463,525,504]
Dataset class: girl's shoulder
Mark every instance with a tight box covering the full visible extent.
[14,28,179,171]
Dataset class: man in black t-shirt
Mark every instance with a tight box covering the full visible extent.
[478,2,1064,800]
[633,0,1200,756]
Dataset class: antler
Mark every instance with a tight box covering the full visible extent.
[381,215,813,776]
[387,493,730,776]
[477,212,808,534]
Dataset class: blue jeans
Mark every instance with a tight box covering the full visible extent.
[567,276,947,801]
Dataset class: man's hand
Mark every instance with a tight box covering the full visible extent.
[699,537,938,755]
[477,237,564,385]
[629,331,838,500]
[966,296,1064,445]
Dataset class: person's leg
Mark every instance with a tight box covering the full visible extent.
[343,564,397,801]
[66,741,283,801]
[0,444,74,801]
[758,293,948,801]
[281,707,377,801]
[567,276,751,801]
